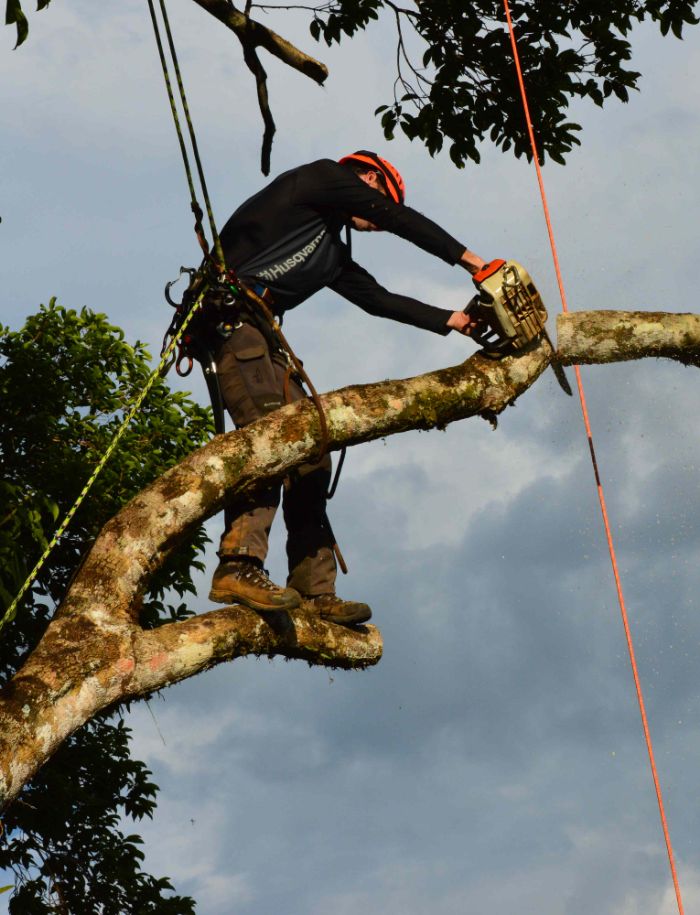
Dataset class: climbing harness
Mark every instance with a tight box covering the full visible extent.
[162,266,349,573]
[162,267,331,455]
[466,258,572,394]
[502,1,685,911]
[163,268,229,432]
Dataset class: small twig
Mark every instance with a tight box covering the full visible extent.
[242,39,276,174]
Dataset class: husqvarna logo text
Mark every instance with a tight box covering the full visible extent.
[257,229,327,282]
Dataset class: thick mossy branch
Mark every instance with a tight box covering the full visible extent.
[134,604,382,692]
[0,342,547,811]
[558,311,700,367]
[2,309,698,812]
[0,604,380,812]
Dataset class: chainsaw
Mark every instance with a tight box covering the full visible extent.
[465,259,572,396]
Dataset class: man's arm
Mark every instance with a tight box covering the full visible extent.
[330,250,489,336]
[459,249,487,275]
[302,160,488,335]
[329,258,454,335]
[298,160,469,265]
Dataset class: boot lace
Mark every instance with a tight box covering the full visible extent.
[235,561,280,592]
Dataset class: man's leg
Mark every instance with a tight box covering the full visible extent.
[283,461,337,596]
[209,324,299,611]
[280,373,371,625]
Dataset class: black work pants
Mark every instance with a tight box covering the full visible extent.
[216,323,337,595]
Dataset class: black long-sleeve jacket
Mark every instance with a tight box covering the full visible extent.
[219,158,467,335]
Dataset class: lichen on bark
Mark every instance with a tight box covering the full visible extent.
[1,308,698,811]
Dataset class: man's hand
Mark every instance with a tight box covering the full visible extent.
[459,249,488,275]
[446,311,475,335]
[449,248,488,333]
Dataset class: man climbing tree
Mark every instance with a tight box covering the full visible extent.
[206,151,487,624]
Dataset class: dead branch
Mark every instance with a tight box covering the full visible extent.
[190,0,326,171]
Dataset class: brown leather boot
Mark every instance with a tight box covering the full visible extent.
[209,559,301,612]
[304,593,372,626]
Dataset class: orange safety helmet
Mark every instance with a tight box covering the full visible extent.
[338,150,406,205]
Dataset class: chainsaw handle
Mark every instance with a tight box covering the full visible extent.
[463,294,480,316]
[472,258,506,287]
[462,294,511,356]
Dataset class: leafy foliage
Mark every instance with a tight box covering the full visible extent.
[6,0,699,165]
[4,0,49,48]
[308,0,700,166]
[0,301,212,912]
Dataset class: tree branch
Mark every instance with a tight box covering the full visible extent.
[557,310,700,367]
[0,604,380,812]
[241,41,276,175]
[191,0,328,84]
[190,0,327,171]
[0,341,549,811]
[1,309,698,811]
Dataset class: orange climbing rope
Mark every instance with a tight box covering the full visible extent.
[501,2,684,912]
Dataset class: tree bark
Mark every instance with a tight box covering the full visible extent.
[191,0,328,84]
[557,310,700,366]
[0,309,697,811]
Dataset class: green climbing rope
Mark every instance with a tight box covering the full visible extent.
[147,0,226,270]
[0,290,206,635]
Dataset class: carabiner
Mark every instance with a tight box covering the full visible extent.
[176,352,194,376]
[165,267,196,308]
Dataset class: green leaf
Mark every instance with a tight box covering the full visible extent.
[5,0,28,48]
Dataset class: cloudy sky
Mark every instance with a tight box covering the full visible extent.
[3,2,700,913]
